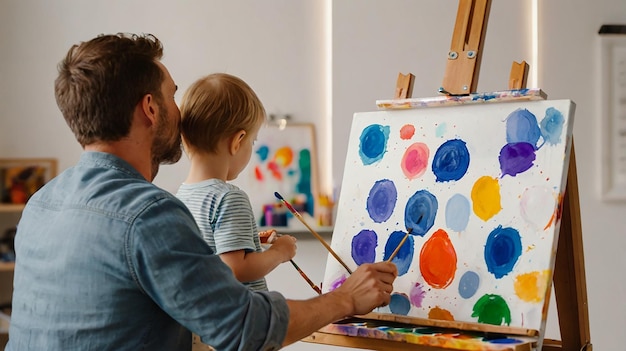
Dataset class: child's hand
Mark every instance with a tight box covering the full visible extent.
[269,234,297,262]
[259,229,278,244]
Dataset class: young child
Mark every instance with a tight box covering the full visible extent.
[176,73,297,291]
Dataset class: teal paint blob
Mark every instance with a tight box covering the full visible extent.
[540,107,565,145]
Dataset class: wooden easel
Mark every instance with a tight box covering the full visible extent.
[303,1,591,350]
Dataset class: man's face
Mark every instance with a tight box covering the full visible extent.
[151,62,182,168]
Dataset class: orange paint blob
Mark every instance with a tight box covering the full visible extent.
[400,124,416,139]
[471,176,502,221]
[514,270,551,303]
[420,229,457,289]
[274,147,294,167]
[428,306,455,321]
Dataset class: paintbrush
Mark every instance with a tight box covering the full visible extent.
[386,228,413,262]
[274,192,353,274]
[289,259,322,295]
[262,230,322,295]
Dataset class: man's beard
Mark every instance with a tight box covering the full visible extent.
[150,102,182,179]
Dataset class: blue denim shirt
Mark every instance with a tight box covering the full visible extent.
[7,152,288,351]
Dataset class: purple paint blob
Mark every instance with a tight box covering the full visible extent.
[410,282,426,307]
[404,190,437,237]
[382,231,414,275]
[432,139,470,182]
[358,124,390,165]
[351,229,378,265]
[505,108,541,148]
[366,179,397,223]
[330,275,347,291]
[499,142,536,177]
[484,226,522,279]
[389,293,411,315]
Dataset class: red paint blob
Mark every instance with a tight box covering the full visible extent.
[401,143,429,179]
[400,124,416,140]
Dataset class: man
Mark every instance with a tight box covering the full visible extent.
[7,33,397,351]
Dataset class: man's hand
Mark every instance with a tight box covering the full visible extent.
[333,261,398,316]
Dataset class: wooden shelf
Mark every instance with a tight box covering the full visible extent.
[0,204,24,213]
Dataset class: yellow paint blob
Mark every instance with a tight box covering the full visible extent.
[471,176,502,221]
[514,270,551,303]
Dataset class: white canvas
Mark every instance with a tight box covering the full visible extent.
[322,99,575,332]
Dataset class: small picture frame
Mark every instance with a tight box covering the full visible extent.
[0,158,58,204]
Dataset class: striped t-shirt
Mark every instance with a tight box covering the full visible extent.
[176,179,267,291]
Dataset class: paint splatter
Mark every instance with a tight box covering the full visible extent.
[520,186,557,231]
[428,306,454,321]
[274,146,294,167]
[389,293,411,315]
[359,124,390,165]
[506,108,541,148]
[514,270,551,303]
[404,190,437,237]
[458,271,480,299]
[401,142,429,179]
[409,282,426,307]
[351,229,378,265]
[256,145,270,162]
[485,226,522,279]
[420,229,457,289]
[445,193,470,232]
[432,139,470,182]
[471,176,502,221]
[499,142,536,177]
[472,294,511,325]
[435,123,447,138]
[366,179,397,223]
[383,230,414,275]
[400,124,415,139]
[267,160,282,180]
[540,107,565,145]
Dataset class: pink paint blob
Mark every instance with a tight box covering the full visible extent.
[401,142,429,179]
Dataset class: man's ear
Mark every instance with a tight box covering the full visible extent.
[229,130,247,155]
[139,94,158,126]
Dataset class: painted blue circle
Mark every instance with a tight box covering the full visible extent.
[432,139,470,182]
[506,108,541,148]
[358,124,390,165]
[484,226,522,279]
[445,193,470,232]
[382,230,414,275]
[389,293,411,315]
[458,271,480,299]
[351,230,378,265]
[404,190,437,237]
[366,179,397,223]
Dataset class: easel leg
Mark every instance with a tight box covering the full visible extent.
[547,142,592,351]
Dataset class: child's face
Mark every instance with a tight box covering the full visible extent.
[227,118,262,181]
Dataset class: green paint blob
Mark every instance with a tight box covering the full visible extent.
[471,294,511,325]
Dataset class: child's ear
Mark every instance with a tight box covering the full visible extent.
[229,129,247,155]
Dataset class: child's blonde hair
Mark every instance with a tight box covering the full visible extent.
[180,73,266,154]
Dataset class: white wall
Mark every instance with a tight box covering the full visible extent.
[1,1,625,350]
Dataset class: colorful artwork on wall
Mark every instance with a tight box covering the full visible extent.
[322,99,575,335]
[233,123,319,225]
